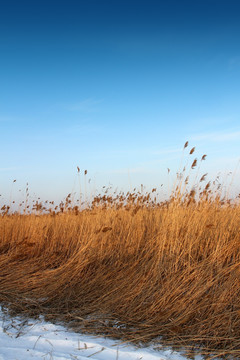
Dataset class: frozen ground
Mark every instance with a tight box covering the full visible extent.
[0,307,193,360]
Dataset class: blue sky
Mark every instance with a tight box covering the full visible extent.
[1,0,240,204]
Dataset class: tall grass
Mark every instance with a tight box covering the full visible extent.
[1,146,240,358]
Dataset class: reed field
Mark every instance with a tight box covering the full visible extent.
[1,144,240,359]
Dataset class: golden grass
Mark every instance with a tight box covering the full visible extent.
[1,150,240,358]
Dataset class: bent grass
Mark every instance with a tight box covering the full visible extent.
[1,145,240,359]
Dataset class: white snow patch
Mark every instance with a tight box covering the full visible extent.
[0,307,194,360]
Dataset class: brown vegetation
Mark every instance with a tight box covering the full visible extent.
[1,147,240,359]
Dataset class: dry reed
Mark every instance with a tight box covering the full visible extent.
[0,148,240,359]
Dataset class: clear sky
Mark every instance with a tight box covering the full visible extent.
[1,0,240,204]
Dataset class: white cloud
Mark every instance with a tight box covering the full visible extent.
[208,156,240,167]
[64,99,103,112]
[110,167,147,175]
[65,121,101,134]
[149,147,182,155]
[104,147,181,157]
[107,152,182,175]
[0,115,17,122]
[0,167,20,172]
[191,130,240,142]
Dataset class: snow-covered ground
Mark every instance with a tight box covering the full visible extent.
[0,307,191,360]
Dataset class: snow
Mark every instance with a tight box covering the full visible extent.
[0,307,190,360]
